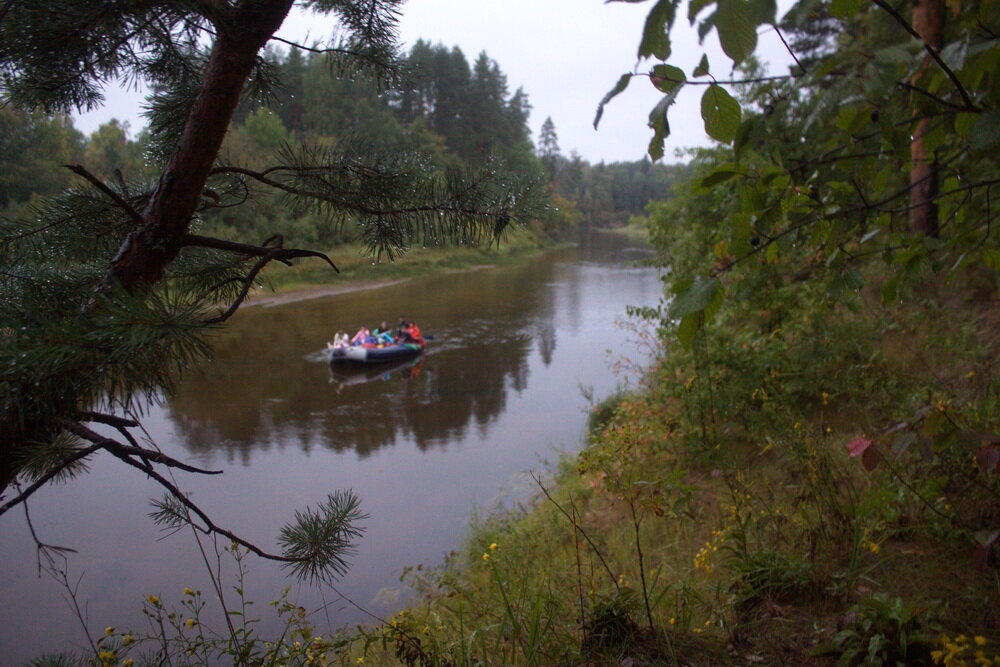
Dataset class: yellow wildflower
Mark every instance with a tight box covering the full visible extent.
[146,594,160,605]
[122,634,134,646]
[103,626,115,636]
[184,618,197,629]
[482,552,490,561]
[489,542,499,551]
[183,587,195,595]
[123,660,134,667]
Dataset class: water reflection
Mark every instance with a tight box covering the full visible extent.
[0,233,664,664]
[165,247,569,462]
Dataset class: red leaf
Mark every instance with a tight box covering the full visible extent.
[845,437,873,457]
[846,437,879,471]
[861,446,880,471]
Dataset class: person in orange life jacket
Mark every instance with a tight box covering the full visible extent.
[399,322,424,345]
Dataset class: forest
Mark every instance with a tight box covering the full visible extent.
[0,41,689,247]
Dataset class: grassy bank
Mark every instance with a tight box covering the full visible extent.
[255,227,551,296]
[347,265,998,665]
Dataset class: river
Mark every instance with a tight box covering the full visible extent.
[0,233,663,663]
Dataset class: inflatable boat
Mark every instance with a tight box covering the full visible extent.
[328,340,424,364]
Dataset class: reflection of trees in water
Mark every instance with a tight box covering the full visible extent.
[169,336,533,460]
[166,255,561,462]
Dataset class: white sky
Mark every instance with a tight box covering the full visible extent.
[74,0,795,164]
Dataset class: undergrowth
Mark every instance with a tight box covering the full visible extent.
[346,261,998,665]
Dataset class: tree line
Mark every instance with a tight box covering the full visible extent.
[1,41,688,245]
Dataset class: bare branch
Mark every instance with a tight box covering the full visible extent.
[773,25,806,74]
[75,411,139,428]
[871,0,979,112]
[59,420,223,476]
[181,232,339,271]
[0,445,103,517]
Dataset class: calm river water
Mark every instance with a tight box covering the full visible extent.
[0,233,662,663]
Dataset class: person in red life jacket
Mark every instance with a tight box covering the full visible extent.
[406,322,424,345]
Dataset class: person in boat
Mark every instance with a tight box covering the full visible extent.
[350,326,370,345]
[329,332,349,348]
[372,321,393,346]
[396,321,424,345]
[407,322,424,345]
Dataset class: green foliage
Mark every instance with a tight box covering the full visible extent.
[825,594,938,665]
[0,107,83,211]
[91,545,352,666]
[601,0,998,339]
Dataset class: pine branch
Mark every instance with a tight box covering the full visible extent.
[64,164,144,225]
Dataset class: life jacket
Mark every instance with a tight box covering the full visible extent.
[407,324,424,345]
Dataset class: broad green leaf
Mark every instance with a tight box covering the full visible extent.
[701,84,742,143]
[672,278,725,349]
[697,11,717,43]
[830,0,864,17]
[650,64,687,93]
[751,0,777,24]
[715,0,757,64]
[647,89,681,160]
[700,167,741,188]
[676,313,701,348]
[874,44,916,65]
[669,276,722,320]
[693,54,711,77]
[940,37,969,71]
[765,241,779,263]
[981,248,1000,271]
[639,0,680,60]
[688,0,715,25]
[594,74,632,129]
[733,116,757,155]
[954,111,975,137]
[969,110,1000,154]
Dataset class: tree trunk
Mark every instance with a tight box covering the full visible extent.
[909,0,944,237]
[103,0,296,294]
[0,0,296,499]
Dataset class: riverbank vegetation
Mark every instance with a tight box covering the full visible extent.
[342,0,1000,662]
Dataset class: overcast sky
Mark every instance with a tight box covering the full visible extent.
[74,0,794,164]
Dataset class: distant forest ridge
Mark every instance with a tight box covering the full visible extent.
[1,40,690,246]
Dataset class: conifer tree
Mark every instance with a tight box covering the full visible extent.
[0,0,541,581]
[538,116,561,177]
